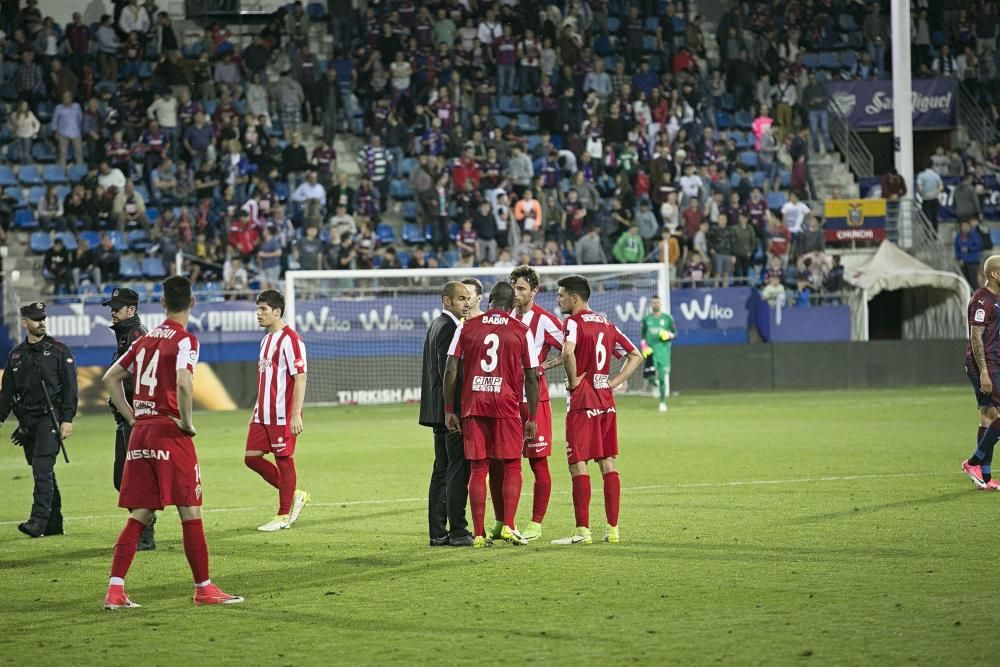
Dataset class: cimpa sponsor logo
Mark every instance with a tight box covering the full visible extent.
[592,374,610,390]
[133,400,158,417]
[472,376,503,393]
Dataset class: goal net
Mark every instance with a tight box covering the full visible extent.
[285,263,669,407]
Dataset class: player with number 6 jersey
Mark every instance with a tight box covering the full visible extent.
[443,282,540,548]
[244,290,310,532]
[102,276,243,609]
[553,275,643,546]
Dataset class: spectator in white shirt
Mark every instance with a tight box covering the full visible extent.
[98,160,127,191]
[291,170,327,206]
[780,192,811,235]
[119,0,150,35]
[678,163,704,203]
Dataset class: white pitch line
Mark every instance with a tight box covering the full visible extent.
[0,471,960,527]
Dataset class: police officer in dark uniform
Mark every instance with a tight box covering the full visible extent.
[0,302,78,537]
[103,287,156,550]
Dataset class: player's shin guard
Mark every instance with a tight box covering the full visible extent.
[276,456,297,515]
[468,459,489,537]
[529,457,551,523]
[973,418,1000,482]
[245,455,279,488]
[488,459,505,522]
[110,518,146,580]
[181,519,210,584]
[571,474,591,529]
[603,471,621,527]
[501,459,522,528]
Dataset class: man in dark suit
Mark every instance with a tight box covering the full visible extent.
[419,281,473,546]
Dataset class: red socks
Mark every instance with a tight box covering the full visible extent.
[245,455,279,488]
[528,457,551,523]
[276,456,297,515]
[468,459,488,537]
[246,455,296,515]
[110,517,146,579]
[501,459,522,528]
[603,471,621,527]
[488,459,505,522]
[571,474,591,528]
[181,519,210,584]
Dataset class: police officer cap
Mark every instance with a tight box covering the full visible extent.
[102,287,140,309]
[20,301,46,320]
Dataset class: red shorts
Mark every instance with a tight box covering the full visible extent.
[520,400,553,458]
[565,408,619,465]
[119,419,202,510]
[462,416,523,460]
[245,422,297,457]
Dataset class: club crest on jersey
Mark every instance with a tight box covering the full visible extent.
[294,358,305,369]
[195,483,202,499]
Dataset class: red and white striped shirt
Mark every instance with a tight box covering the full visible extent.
[252,325,307,426]
[514,303,564,403]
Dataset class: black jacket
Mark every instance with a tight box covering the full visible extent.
[110,314,146,414]
[418,311,461,428]
[0,335,78,424]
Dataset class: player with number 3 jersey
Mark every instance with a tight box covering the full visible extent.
[102,276,243,609]
[552,275,643,546]
[443,282,540,548]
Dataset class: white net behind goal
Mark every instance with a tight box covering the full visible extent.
[285,264,668,407]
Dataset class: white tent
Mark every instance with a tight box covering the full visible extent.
[846,241,970,341]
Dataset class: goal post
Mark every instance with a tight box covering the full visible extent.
[284,263,669,407]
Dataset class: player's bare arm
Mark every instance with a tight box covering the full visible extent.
[102,363,136,427]
[972,325,992,394]
[523,368,539,441]
[562,340,585,390]
[541,354,564,370]
[610,348,645,391]
[290,372,307,435]
[174,368,197,436]
[442,355,461,433]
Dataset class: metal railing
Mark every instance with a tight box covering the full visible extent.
[958,83,998,153]
[906,197,960,273]
[828,100,875,178]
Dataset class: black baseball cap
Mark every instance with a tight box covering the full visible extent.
[20,301,46,320]
[102,287,140,309]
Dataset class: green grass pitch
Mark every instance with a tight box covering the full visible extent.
[0,386,990,664]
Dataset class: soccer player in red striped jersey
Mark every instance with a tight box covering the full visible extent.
[244,290,310,532]
[102,276,243,608]
[552,275,643,545]
[443,281,540,547]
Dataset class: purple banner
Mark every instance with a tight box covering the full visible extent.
[826,79,956,130]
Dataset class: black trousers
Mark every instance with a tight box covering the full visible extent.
[113,420,133,491]
[922,199,940,235]
[427,427,469,539]
[20,416,62,529]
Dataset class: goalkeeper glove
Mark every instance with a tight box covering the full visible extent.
[659,330,674,341]
[640,341,653,358]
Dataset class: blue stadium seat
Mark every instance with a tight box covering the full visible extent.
[733,111,753,129]
[837,14,858,32]
[644,16,659,32]
[4,187,25,207]
[402,222,423,244]
[36,102,52,123]
[396,250,411,268]
[766,191,787,210]
[424,224,434,243]
[56,232,77,251]
[672,15,686,32]
[79,230,101,248]
[43,165,67,184]
[120,256,143,279]
[142,256,167,278]
[146,207,159,224]
[128,230,153,251]
[0,165,16,187]
[594,35,614,56]
[30,231,52,253]
[441,250,459,267]
[521,96,541,114]
[448,222,459,241]
[992,229,1000,247]
[739,151,758,168]
[18,165,42,186]
[819,52,839,69]
[109,230,128,252]
[399,157,418,178]
[56,185,70,200]
[607,16,620,33]
[307,1,326,20]
[517,114,538,132]
[0,81,15,101]
[779,170,791,188]
[642,35,657,51]
[715,111,731,129]
[67,164,88,183]
[839,50,857,69]
[135,184,151,202]
[31,142,56,163]
[802,53,820,69]
[27,186,45,206]
[402,201,418,222]
[14,208,37,229]
[389,179,412,200]
[498,96,519,114]
[752,171,767,188]
[494,114,510,129]
[719,93,736,111]
[376,223,396,245]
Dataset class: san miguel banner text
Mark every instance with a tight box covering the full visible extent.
[824,198,887,241]
[826,79,956,129]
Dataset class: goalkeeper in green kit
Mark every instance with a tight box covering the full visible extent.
[640,296,676,413]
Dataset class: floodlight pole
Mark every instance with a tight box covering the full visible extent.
[891,0,914,248]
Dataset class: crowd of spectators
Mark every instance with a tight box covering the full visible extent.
[1,0,993,301]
